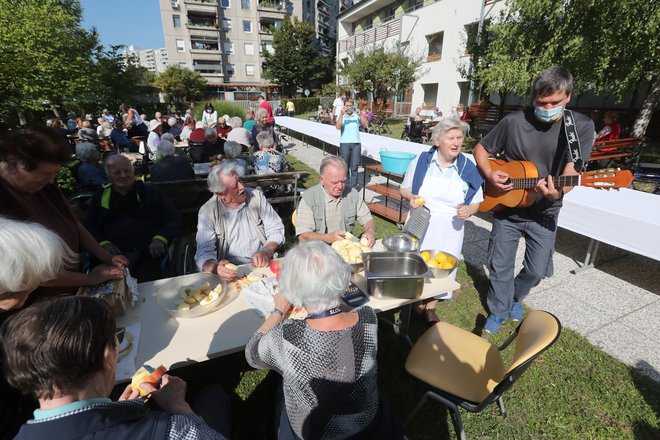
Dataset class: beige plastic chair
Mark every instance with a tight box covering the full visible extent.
[405,310,561,440]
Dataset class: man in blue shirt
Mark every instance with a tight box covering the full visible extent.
[335,98,368,189]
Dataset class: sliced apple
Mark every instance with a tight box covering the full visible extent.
[199,291,220,307]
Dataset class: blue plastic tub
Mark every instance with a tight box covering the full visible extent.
[379,150,417,174]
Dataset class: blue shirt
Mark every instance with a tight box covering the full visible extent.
[339,113,362,144]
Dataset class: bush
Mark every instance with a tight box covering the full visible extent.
[282,97,321,115]
[194,100,249,122]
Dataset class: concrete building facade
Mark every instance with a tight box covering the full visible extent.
[122,46,170,74]
[160,0,353,95]
[336,0,504,116]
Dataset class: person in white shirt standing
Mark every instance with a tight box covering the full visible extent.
[332,92,346,123]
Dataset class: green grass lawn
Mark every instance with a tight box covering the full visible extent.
[228,155,659,439]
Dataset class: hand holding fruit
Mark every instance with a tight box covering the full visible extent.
[410,196,425,209]
[216,260,238,281]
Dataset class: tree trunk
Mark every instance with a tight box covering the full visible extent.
[17,110,27,126]
[632,76,659,138]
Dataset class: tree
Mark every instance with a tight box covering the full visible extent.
[465,0,660,136]
[0,0,102,125]
[339,44,425,112]
[153,66,207,108]
[261,16,328,96]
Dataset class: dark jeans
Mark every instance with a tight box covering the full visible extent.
[339,142,361,189]
[486,215,557,319]
[192,384,232,439]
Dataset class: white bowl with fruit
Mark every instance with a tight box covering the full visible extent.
[156,276,237,318]
[419,250,459,279]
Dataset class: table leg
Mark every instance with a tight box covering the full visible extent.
[572,239,600,274]
[378,304,413,348]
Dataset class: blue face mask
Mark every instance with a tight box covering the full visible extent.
[534,105,563,123]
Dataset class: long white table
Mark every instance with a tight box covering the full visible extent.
[117,266,459,372]
[559,186,660,266]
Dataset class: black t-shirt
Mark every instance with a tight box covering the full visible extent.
[480,108,594,220]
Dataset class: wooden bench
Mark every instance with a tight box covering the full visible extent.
[151,171,310,217]
[588,137,644,168]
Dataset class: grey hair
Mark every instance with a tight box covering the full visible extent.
[167,116,177,127]
[78,128,98,142]
[279,241,351,313]
[205,127,217,142]
[319,155,347,175]
[256,131,274,149]
[75,142,98,162]
[161,132,176,143]
[158,140,176,158]
[532,66,573,98]
[207,159,246,193]
[430,118,469,143]
[229,116,242,128]
[255,108,268,120]
[0,217,77,294]
[223,141,242,159]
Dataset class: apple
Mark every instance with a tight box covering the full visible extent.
[269,260,282,275]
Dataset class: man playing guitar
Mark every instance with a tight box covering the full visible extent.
[473,66,595,334]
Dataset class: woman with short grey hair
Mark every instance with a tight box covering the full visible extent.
[74,142,107,189]
[399,112,483,323]
[149,140,194,182]
[245,241,404,439]
[251,108,280,150]
[222,140,242,160]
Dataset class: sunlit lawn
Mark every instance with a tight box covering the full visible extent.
[229,154,660,439]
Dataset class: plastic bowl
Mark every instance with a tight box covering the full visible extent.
[156,277,237,318]
[419,250,459,279]
[379,150,416,174]
[382,234,421,252]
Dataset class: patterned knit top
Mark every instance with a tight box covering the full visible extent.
[245,307,379,440]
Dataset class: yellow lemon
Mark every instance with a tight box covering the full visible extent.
[427,260,438,268]
[420,251,431,262]
[416,197,426,205]
[435,253,448,263]
[440,262,454,270]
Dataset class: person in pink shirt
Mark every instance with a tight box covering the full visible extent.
[258,95,275,127]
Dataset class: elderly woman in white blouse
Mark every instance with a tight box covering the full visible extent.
[245,241,403,440]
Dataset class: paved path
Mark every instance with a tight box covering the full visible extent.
[282,134,660,383]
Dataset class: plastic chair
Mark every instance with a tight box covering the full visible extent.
[404,310,561,440]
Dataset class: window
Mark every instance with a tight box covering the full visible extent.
[179,62,187,69]
[243,20,252,32]
[426,32,443,61]
[262,42,274,54]
[241,0,249,9]
[176,39,185,52]
[244,43,254,55]
[173,15,181,28]
[194,59,222,74]
[227,64,235,75]
[245,64,255,76]
[224,42,234,54]
[222,19,231,31]
[220,0,230,8]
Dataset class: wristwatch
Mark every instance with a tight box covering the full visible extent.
[272,308,284,317]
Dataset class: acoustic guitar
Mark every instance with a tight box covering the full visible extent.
[479,159,633,212]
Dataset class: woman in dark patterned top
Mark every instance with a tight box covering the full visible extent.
[245,241,403,440]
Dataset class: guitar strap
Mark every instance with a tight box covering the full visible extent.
[562,110,584,172]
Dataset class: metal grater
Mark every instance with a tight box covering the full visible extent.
[403,206,431,242]
[342,283,369,307]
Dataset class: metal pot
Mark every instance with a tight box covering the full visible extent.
[382,234,421,252]
[363,252,429,299]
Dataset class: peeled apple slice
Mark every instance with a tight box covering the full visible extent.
[224,263,238,271]
[360,237,369,247]
[199,291,219,307]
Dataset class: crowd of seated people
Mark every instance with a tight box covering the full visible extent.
[1,101,410,438]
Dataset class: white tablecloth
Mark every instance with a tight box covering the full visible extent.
[276,116,432,161]
[559,187,660,261]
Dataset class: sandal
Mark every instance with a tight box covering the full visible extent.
[413,302,425,317]
[425,308,440,324]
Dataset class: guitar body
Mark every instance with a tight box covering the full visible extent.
[479,160,540,212]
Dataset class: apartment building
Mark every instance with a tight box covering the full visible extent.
[160,0,353,95]
[122,46,170,74]
[336,0,504,115]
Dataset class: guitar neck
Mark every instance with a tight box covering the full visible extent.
[510,175,580,189]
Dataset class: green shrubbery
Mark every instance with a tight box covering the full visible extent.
[282,97,321,115]
[194,100,250,122]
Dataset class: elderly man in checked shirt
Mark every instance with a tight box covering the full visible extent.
[195,160,285,281]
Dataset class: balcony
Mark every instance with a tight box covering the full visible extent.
[259,19,281,34]
[338,19,401,54]
[258,0,286,11]
[190,38,220,53]
[183,0,217,12]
